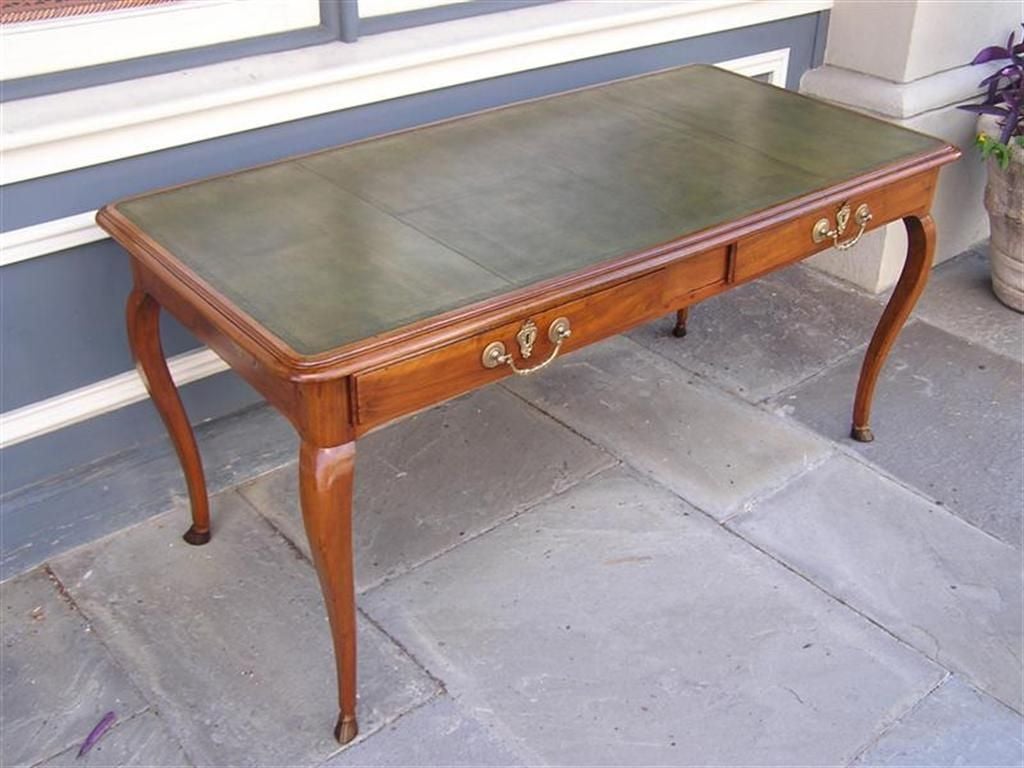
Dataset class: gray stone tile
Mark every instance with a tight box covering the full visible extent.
[505,336,829,517]
[38,710,191,767]
[628,264,880,402]
[853,676,1024,767]
[2,403,297,581]
[730,455,1023,712]
[327,696,528,767]
[364,467,944,767]
[915,246,1024,363]
[49,492,438,767]
[240,388,613,591]
[776,321,1024,547]
[0,569,148,768]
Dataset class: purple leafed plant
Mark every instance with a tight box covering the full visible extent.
[959,25,1024,169]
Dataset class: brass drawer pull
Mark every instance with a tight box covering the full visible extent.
[482,317,572,375]
[812,202,872,251]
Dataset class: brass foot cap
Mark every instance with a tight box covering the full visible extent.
[672,326,688,338]
[335,715,358,745]
[851,425,875,443]
[182,526,211,546]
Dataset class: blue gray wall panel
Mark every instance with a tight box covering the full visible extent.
[0,12,827,498]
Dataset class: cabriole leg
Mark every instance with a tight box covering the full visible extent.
[126,288,211,545]
[851,214,935,442]
[299,441,359,744]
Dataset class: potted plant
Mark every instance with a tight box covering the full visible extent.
[959,26,1023,312]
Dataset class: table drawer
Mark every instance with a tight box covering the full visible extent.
[664,244,730,304]
[733,170,937,283]
[355,269,670,429]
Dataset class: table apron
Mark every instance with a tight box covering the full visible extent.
[734,167,937,283]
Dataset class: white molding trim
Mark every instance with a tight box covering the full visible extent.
[0,348,229,449]
[1,0,320,80]
[360,0,472,19]
[717,48,791,87]
[1,0,832,184]
[0,211,105,267]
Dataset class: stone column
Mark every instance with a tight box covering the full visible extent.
[801,0,1022,293]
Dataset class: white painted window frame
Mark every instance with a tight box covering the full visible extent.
[0,0,321,80]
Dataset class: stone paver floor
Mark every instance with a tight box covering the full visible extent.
[3,245,1023,767]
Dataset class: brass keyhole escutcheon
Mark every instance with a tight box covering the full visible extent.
[481,316,572,375]
[812,201,872,251]
[516,319,538,359]
[835,203,851,235]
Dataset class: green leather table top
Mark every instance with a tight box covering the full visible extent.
[116,65,946,356]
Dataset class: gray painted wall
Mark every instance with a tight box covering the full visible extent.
[0,12,827,500]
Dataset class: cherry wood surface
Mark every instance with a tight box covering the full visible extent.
[851,214,937,442]
[299,441,359,743]
[125,287,211,545]
[103,63,960,744]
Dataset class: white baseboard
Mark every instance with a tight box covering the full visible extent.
[0,347,229,449]
[0,210,105,267]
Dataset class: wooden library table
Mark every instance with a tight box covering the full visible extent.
[97,65,960,743]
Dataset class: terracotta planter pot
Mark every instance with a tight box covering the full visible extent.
[979,116,1024,312]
